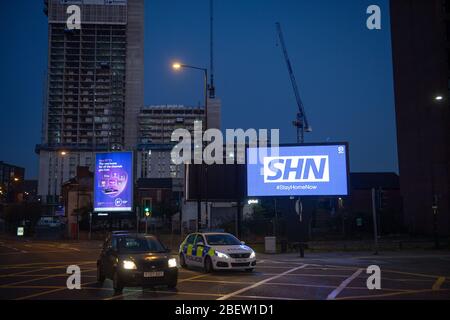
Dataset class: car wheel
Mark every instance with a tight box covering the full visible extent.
[204,256,214,273]
[167,279,178,289]
[179,253,187,268]
[97,264,105,284]
[245,268,254,272]
[113,271,124,294]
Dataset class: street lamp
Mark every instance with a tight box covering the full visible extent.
[172,62,208,130]
[172,61,209,231]
[430,94,444,248]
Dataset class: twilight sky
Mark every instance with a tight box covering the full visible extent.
[0,0,397,179]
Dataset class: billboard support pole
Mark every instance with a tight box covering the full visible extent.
[89,212,92,240]
[196,164,202,232]
[145,216,148,234]
[136,206,139,233]
[372,188,379,255]
[274,198,278,236]
[197,198,201,232]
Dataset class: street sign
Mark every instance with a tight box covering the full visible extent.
[17,227,24,236]
[356,217,363,227]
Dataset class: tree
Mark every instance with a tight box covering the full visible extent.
[1,203,42,233]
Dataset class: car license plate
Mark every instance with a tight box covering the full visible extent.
[234,259,247,263]
[144,271,164,278]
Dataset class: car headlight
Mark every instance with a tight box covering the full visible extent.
[250,251,256,259]
[215,251,230,259]
[122,260,137,270]
[168,258,177,268]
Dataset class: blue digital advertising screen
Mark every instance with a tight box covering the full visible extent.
[246,144,349,197]
[94,152,133,212]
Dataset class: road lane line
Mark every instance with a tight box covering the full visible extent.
[337,288,450,300]
[432,277,446,291]
[142,290,223,298]
[216,264,308,300]
[0,261,96,268]
[104,272,210,300]
[0,273,97,278]
[0,268,97,287]
[185,278,410,292]
[0,250,88,256]
[368,267,449,279]
[2,262,94,277]
[326,268,363,300]
[15,281,98,300]
[255,265,311,269]
[236,295,298,300]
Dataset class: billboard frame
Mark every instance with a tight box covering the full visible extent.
[93,150,134,213]
[245,142,350,198]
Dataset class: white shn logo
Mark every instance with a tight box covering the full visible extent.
[263,156,330,183]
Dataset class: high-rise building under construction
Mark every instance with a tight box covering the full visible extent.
[37,0,144,204]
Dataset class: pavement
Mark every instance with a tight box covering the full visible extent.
[0,236,449,300]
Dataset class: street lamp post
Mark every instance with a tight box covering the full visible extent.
[172,63,208,130]
[173,62,209,232]
[430,95,444,249]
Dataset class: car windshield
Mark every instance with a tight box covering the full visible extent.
[206,234,241,246]
[117,236,166,253]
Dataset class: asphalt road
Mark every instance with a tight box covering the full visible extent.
[0,237,449,300]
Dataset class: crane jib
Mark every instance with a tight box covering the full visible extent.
[275,22,312,143]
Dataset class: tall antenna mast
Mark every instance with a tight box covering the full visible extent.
[209,0,216,98]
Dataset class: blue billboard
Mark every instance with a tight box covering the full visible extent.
[94,152,133,212]
[246,144,349,197]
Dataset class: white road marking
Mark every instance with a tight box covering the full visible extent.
[16,281,99,300]
[217,264,308,300]
[104,273,210,300]
[326,268,363,300]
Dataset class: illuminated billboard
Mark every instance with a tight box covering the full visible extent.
[94,152,133,212]
[246,144,349,197]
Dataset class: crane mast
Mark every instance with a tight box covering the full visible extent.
[209,0,215,98]
[275,22,311,144]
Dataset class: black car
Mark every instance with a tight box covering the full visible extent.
[97,232,178,294]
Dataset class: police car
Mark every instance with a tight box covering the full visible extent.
[179,232,256,272]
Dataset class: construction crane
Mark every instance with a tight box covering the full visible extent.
[209,0,216,99]
[276,22,312,144]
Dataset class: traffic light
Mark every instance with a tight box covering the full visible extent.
[142,198,152,217]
